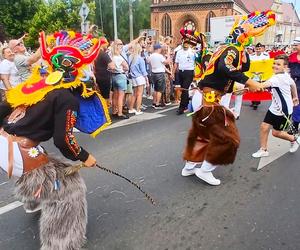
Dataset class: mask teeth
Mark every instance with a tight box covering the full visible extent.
[79,41,92,51]
[74,38,85,47]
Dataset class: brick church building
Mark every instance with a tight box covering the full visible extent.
[150,0,300,46]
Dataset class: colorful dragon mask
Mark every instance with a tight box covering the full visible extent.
[40,30,100,83]
[179,24,206,48]
[226,10,276,48]
[6,31,111,137]
[179,23,211,80]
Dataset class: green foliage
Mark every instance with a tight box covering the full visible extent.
[0,0,43,41]
[95,0,151,42]
[27,0,96,48]
[0,0,150,46]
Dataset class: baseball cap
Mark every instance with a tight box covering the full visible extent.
[153,43,162,50]
[293,37,300,45]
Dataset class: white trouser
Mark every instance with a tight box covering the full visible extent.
[233,83,244,116]
[220,93,232,108]
[0,135,23,177]
[234,94,243,116]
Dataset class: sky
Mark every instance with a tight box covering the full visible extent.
[282,0,300,16]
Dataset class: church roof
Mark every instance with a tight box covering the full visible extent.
[237,0,273,12]
[151,0,240,7]
[282,2,300,25]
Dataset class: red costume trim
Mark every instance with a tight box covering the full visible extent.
[65,110,81,156]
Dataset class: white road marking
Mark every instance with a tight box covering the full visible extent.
[106,106,178,130]
[0,201,23,215]
[0,106,179,215]
[257,132,290,170]
[106,112,166,130]
[155,106,178,114]
[0,181,9,186]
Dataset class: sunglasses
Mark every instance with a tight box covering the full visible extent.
[14,42,24,49]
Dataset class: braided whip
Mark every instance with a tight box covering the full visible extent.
[95,164,156,205]
[65,163,156,205]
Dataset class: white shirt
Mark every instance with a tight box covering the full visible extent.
[0,59,21,89]
[268,72,294,116]
[250,53,270,61]
[175,48,195,70]
[149,53,166,73]
[112,55,126,73]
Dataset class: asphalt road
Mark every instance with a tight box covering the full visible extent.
[0,101,300,250]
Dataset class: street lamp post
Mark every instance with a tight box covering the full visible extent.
[113,0,118,40]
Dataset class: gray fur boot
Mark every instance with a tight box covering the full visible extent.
[15,158,87,250]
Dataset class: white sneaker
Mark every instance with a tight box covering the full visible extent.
[290,141,298,153]
[25,204,42,213]
[128,109,137,114]
[147,96,153,100]
[252,148,269,158]
[135,110,144,115]
[195,168,221,186]
[181,161,198,176]
[141,104,148,111]
[181,167,196,176]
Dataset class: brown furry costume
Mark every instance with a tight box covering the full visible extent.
[183,105,240,165]
[15,157,87,250]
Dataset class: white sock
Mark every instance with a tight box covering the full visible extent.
[184,161,198,170]
[200,160,218,172]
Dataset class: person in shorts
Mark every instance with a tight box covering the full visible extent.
[149,43,169,109]
[252,54,300,158]
[111,39,129,119]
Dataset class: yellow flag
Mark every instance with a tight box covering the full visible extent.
[244,59,274,82]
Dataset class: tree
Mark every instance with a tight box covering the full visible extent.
[0,0,96,48]
[95,0,151,42]
[0,0,43,40]
[133,0,151,37]
[0,24,6,43]
[0,0,151,47]
[27,0,96,48]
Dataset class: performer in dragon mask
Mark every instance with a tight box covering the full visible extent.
[0,31,110,249]
[174,25,212,113]
[181,11,276,185]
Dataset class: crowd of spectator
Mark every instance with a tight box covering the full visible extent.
[1,29,300,125]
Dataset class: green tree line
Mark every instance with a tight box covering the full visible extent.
[0,0,151,48]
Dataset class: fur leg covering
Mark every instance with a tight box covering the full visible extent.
[183,106,240,165]
[15,157,87,250]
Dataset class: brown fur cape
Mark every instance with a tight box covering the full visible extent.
[183,105,240,165]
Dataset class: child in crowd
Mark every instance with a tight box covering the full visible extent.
[252,54,300,158]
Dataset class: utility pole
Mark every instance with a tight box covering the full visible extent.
[113,0,118,40]
[129,0,134,41]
